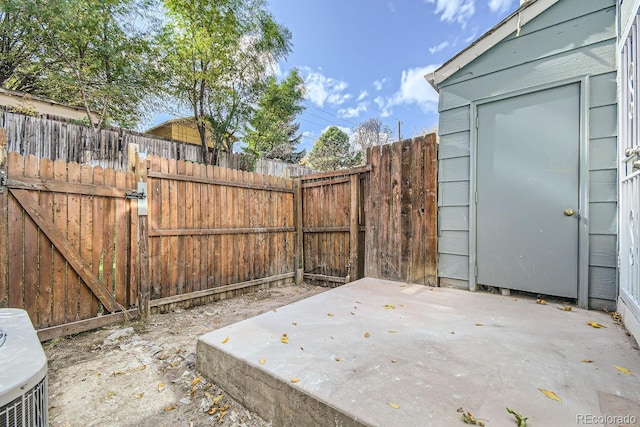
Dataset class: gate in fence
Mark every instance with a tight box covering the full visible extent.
[0,146,139,341]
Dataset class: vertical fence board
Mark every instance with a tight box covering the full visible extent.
[79,164,94,320]
[23,156,39,320]
[159,157,170,297]
[115,170,128,306]
[411,137,426,285]
[37,158,53,326]
[91,166,104,316]
[0,130,7,308]
[8,154,24,309]
[51,159,67,324]
[102,168,116,313]
[184,161,194,294]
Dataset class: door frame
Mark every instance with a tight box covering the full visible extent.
[469,76,590,308]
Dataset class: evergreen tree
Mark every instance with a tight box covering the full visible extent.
[306,126,362,172]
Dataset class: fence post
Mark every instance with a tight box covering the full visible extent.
[135,152,150,318]
[293,178,304,284]
[348,173,361,282]
[0,128,7,306]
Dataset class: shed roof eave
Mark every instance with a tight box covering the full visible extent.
[428,0,560,89]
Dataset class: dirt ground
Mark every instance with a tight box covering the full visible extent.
[44,283,328,427]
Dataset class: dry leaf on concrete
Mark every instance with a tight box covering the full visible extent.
[537,388,562,402]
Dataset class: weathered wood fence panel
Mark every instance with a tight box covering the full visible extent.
[0,110,314,177]
[0,149,138,340]
[365,135,438,285]
[297,166,369,286]
[146,156,296,307]
[0,129,438,340]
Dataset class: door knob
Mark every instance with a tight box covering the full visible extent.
[564,208,575,217]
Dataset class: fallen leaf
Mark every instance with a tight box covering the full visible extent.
[587,321,606,328]
[536,299,547,305]
[581,359,593,363]
[538,388,561,402]
[327,313,334,317]
[388,330,397,333]
[259,358,266,365]
[138,365,147,370]
[391,359,397,363]
[557,306,572,311]
[281,333,289,344]
[364,332,370,338]
[191,386,197,395]
[506,407,528,427]
[212,394,224,405]
[292,322,297,326]
[335,357,341,362]
[614,365,633,375]
[290,378,300,383]
[356,301,362,304]
[384,304,396,310]
[158,383,165,392]
[111,370,126,376]
[611,312,622,322]
[399,304,404,307]
[191,377,202,386]
[134,393,144,399]
[107,392,116,398]
[222,336,229,344]
[388,402,400,409]
[164,406,175,411]
[457,408,485,426]
[350,312,355,315]
[475,323,484,327]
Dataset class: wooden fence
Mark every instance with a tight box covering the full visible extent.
[0,140,139,340]
[297,167,368,286]
[0,110,314,177]
[365,135,438,285]
[145,156,295,308]
[0,130,438,341]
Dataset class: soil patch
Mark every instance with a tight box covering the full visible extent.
[45,283,328,427]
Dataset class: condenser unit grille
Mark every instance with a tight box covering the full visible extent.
[0,371,47,427]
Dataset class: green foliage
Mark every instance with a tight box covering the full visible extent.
[1,0,164,130]
[0,1,41,93]
[306,126,362,172]
[243,68,306,163]
[163,0,291,161]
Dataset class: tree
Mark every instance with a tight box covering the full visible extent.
[351,118,392,160]
[0,1,42,93]
[1,0,163,130]
[243,68,306,163]
[306,126,362,172]
[163,0,291,163]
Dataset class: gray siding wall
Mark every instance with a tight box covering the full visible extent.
[437,0,618,304]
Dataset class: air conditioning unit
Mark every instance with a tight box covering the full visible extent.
[0,309,48,427]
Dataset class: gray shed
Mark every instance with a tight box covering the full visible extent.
[426,0,617,309]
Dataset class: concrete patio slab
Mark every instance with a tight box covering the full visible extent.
[197,278,640,426]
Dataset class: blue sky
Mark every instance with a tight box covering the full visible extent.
[268,0,522,153]
[147,0,523,154]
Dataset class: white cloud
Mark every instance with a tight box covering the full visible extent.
[357,90,369,101]
[426,0,475,27]
[376,65,440,118]
[488,0,515,14]
[338,103,368,119]
[373,78,387,91]
[302,68,352,107]
[429,41,450,54]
